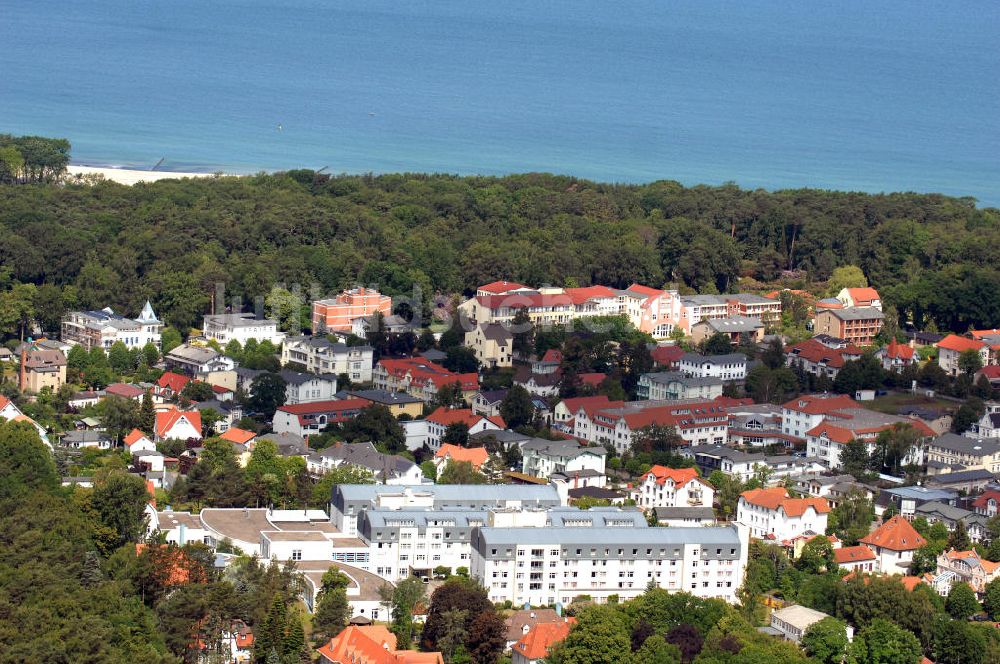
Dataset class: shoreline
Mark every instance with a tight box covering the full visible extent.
[66,165,233,185]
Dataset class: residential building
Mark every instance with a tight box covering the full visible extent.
[272,398,369,437]
[769,605,848,644]
[677,353,748,381]
[471,523,749,606]
[331,484,562,537]
[155,371,191,400]
[373,357,478,403]
[280,369,339,404]
[520,438,607,481]
[736,488,830,542]
[466,323,514,368]
[876,339,916,372]
[654,506,717,527]
[858,515,927,574]
[924,469,996,494]
[551,395,619,432]
[0,396,50,447]
[472,389,507,419]
[970,330,1000,365]
[805,408,933,470]
[974,408,1000,439]
[61,302,162,350]
[202,313,285,346]
[914,501,989,543]
[124,428,157,453]
[348,389,424,418]
[311,287,393,334]
[423,407,505,451]
[636,371,723,401]
[635,466,714,510]
[650,344,685,368]
[924,433,1000,473]
[62,430,113,449]
[105,382,145,401]
[281,336,374,382]
[781,394,858,438]
[505,609,563,652]
[317,625,443,664]
[877,486,958,518]
[512,620,574,664]
[307,441,422,484]
[726,403,802,448]
[154,408,202,442]
[814,307,884,346]
[582,398,737,454]
[683,445,825,482]
[936,549,1000,594]
[786,338,864,379]
[973,489,1000,517]
[164,344,236,375]
[836,287,882,310]
[19,347,67,393]
[434,444,489,473]
[833,545,878,573]
[937,335,991,377]
[690,316,765,346]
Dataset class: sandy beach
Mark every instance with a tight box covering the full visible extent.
[66,165,229,185]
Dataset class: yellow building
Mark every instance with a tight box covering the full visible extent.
[19,349,67,394]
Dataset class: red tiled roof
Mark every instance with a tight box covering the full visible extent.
[882,339,915,361]
[616,397,748,432]
[978,366,1000,380]
[426,407,504,430]
[937,334,986,353]
[782,394,857,415]
[475,292,574,310]
[106,383,145,399]
[565,286,618,305]
[626,283,662,297]
[277,398,369,415]
[157,371,191,393]
[211,384,232,394]
[124,428,150,447]
[435,444,489,469]
[512,620,575,661]
[378,358,479,391]
[560,395,616,415]
[787,339,861,369]
[478,280,528,294]
[317,626,444,664]
[220,427,256,445]
[541,349,563,363]
[650,344,685,366]
[740,487,831,516]
[945,549,1000,574]
[972,490,1000,510]
[640,465,700,487]
[155,409,201,439]
[579,372,606,387]
[833,545,877,564]
[844,287,881,304]
[859,515,927,552]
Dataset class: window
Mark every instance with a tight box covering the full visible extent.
[291,549,302,561]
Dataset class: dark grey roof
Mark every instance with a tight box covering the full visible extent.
[348,389,423,405]
[419,349,448,362]
[826,307,885,321]
[678,353,747,366]
[257,431,308,455]
[314,441,416,479]
[568,486,623,500]
[929,433,1000,456]
[62,431,111,443]
[697,316,765,333]
[654,506,716,521]
[470,429,533,444]
[280,369,338,385]
[641,371,723,388]
[204,313,279,328]
[925,469,996,484]
[479,323,513,343]
[477,389,508,404]
[522,438,607,458]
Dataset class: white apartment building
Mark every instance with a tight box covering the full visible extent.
[635,466,715,510]
[279,369,339,405]
[858,515,927,575]
[520,438,607,480]
[780,394,858,438]
[281,336,374,383]
[636,372,723,401]
[61,302,162,350]
[331,484,563,537]
[202,313,285,346]
[677,353,748,381]
[471,524,749,607]
[736,487,830,542]
[582,399,732,454]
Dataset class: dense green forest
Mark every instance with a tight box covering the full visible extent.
[0,167,998,339]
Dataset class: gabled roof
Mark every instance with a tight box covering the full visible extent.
[317,625,444,664]
[426,407,505,430]
[787,339,864,369]
[944,549,1000,574]
[972,490,1000,510]
[541,349,563,364]
[434,443,489,469]
[640,465,700,488]
[512,620,575,661]
[650,344,685,366]
[843,287,881,304]
[155,409,202,439]
[157,371,191,393]
[565,285,619,304]
[559,395,619,415]
[220,427,256,445]
[834,545,877,564]
[782,394,857,415]
[740,487,831,516]
[824,306,884,321]
[881,339,915,361]
[937,334,986,353]
[124,428,151,447]
[277,398,369,415]
[859,515,927,552]
[478,280,528,294]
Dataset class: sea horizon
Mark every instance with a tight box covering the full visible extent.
[6,0,998,205]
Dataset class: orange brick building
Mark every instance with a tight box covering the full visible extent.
[311,287,392,334]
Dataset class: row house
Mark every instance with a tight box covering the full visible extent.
[634,466,715,510]
[813,307,884,346]
[61,301,162,350]
[272,398,369,437]
[311,287,392,334]
[736,487,830,542]
[280,336,375,382]
[373,357,479,403]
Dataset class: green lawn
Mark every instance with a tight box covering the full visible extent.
[865,392,957,415]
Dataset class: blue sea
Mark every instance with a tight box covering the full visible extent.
[2,0,998,204]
